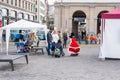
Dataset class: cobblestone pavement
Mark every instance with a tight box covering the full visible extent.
[0,43,120,80]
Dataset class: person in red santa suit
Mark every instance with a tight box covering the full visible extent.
[68,37,80,56]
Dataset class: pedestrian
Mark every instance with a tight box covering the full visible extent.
[78,32,82,44]
[63,31,68,48]
[68,36,80,56]
[81,30,86,40]
[51,30,59,55]
[14,37,20,52]
[47,28,53,55]
[34,32,40,47]
[24,35,34,52]
[58,31,62,41]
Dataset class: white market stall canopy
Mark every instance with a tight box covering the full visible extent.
[2,19,47,30]
[0,19,48,55]
[99,8,120,59]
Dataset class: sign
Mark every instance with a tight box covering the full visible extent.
[74,17,85,22]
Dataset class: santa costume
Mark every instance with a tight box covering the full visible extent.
[68,38,80,56]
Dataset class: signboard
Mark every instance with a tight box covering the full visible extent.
[74,17,85,22]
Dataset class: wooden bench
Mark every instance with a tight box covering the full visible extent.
[0,54,28,71]
[30,47,44,54]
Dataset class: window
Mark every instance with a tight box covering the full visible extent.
[10,10,16,17]
[35,1,37,4]
[1,8,8,16]
[30,15,34,21]
[18,13,22,19]
[33,16,35,21]
[35,15,37,20]
[40,9,45,14]
[40,15,44,21]
[24,14,28,20]
[19,0,21,7]
[25,2,27,9]
[11,0,13,5]
[40,1,45,8]
[22,13,24,19]
[7,0,9,3]
[35,8,37,12]
[31,5,32,11]
[32,5,36,12]
[28,14,30,20]
[22,1,24,8]
[15,0,17,6]
[28,3,30,10]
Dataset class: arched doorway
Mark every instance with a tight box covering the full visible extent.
[72,10,86,39]
[97,11,109,34]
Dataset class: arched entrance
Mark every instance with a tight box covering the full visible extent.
[97,11,109,34]
[72,10,86,39]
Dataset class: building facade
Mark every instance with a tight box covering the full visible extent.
[0,0,37,26]
[36,0,48,23]
[48,5,54,29]
[54,0,120,37]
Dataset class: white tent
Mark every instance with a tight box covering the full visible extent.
[99,8,120,59]
[0,19,48,55]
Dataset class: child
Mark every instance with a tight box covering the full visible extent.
[68,37,80,56]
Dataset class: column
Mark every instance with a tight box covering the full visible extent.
[89,5,95,34]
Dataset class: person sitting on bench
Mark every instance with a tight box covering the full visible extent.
[24,36,34,51]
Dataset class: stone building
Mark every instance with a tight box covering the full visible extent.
[54,0,120,38]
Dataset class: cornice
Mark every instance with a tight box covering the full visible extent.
[55,2,120,7]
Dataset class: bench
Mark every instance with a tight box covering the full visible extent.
[0,54,28,71]
[30,47,44,54]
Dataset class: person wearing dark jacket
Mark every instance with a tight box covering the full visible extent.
[47,29,53,55]
[63,31,68,48]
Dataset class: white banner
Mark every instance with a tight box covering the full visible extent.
[100,19,120,58]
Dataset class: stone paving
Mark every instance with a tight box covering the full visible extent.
[0,43,120,80]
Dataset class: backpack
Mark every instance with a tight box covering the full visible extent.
[54,48,60,57]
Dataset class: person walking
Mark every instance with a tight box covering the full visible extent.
[47,28,53,55]
[63,31,68,48]
[78,32,82,44]
[58,31,62,41]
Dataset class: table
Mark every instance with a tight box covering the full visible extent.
[0,54,28,71]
